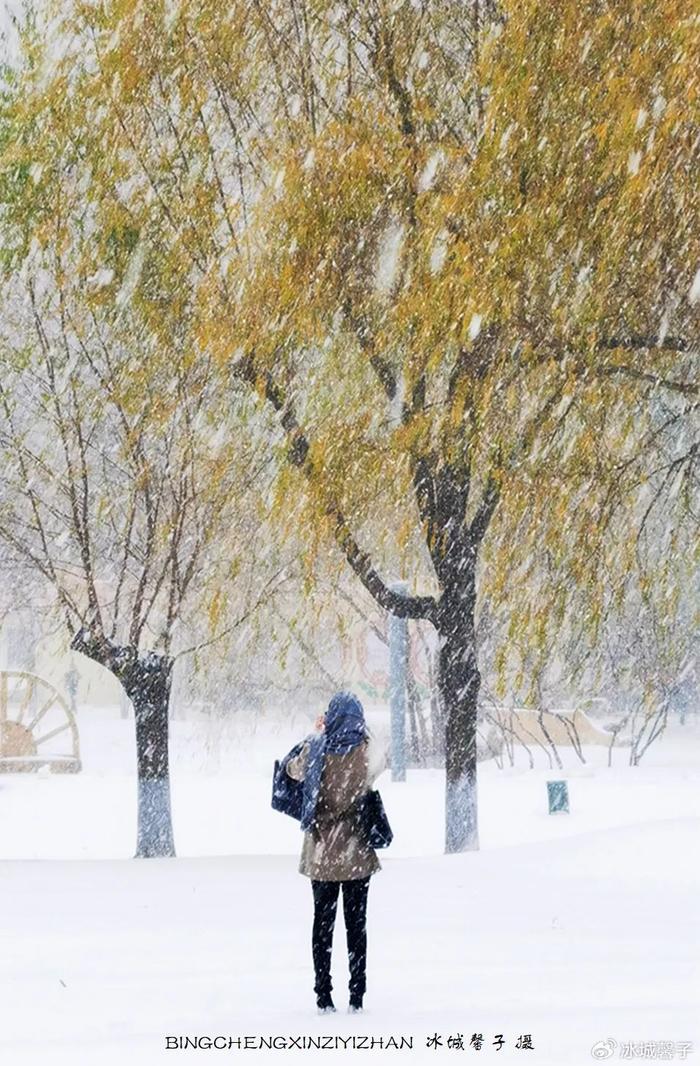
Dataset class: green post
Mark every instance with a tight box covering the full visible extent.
[547,780,569,814]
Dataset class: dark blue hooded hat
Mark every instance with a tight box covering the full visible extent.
[300,692,367,832]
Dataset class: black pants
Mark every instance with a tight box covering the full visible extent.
[311,877,370,1001]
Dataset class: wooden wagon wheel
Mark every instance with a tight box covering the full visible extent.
[0,671,81,773]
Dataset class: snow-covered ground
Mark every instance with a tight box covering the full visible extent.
[1,705,698,1065]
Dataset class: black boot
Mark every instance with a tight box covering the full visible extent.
[317,992,336,1014]
[348,994,363,1013]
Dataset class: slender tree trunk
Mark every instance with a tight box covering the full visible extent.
[406,665,421,765]
[437,596,480,853]
[427,647,446,761]
[121,654,176,858]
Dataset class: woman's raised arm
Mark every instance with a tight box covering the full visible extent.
[286,739,311,782]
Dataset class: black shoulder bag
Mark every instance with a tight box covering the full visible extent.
[359,789,393,849]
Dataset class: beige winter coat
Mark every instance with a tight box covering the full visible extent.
[286,731,386,881]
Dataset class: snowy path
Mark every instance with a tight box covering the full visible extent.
[1,711,698,1064]
[1,819,697,1066]
[1,708,700,861]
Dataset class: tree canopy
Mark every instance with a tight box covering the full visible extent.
[1,0,697,852]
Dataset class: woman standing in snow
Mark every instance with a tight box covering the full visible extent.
[285,692,387,1015]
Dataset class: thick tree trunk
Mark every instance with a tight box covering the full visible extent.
[411,451,493,852]
[121,653,176,858]
[438,605,480,853]
[70,631,176,858]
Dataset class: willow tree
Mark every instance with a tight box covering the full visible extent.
[0,19,287,856]
[230,0,698,850]
[31,0,699,851]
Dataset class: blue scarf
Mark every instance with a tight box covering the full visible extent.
[300,692,367,832]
